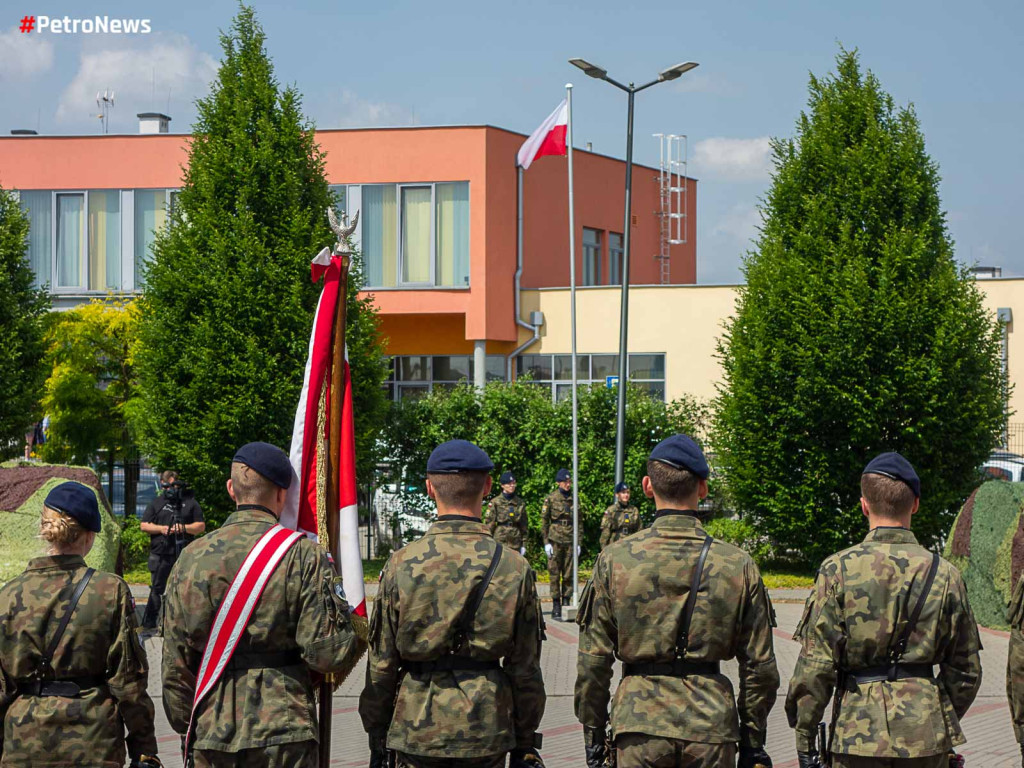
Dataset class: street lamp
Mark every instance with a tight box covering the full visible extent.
[569,57,699,484]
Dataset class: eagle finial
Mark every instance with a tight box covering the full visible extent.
[327,207,359,256]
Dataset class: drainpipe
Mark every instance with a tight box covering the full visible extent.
[507,165,541,380]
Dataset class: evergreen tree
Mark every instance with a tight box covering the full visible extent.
[0,186,49,459]
[133,6,388,524]
[716,49,1006,562]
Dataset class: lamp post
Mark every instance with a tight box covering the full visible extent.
[569,58,698,484]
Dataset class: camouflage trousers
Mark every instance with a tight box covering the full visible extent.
[832,755,946,768]
[194,740,318,767]
[548,542,573,603]
[615,733,737,767]
[395,752,506,768]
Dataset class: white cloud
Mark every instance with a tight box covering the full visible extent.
[712,202,762,245]
[330,90,415,128]
[693,136,772,181]
[0,26,55,80]
[56,33,217,125]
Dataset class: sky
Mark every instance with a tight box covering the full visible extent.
[0,0,1021,284]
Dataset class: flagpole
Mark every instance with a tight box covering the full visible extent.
[319,250,348,768]
[566,83,580,611]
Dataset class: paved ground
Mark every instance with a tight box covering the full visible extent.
[137,589,1021,767]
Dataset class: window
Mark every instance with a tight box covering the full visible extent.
[608,232,623,286]
[361,182,470,289]
[386,355,507,400]
[516,353,667,402]
[134,189,171,286]
[328,185,347,217]
[56,193,85,289]
[88,190,120,291]
[20,191,51,288]
[583,228,602,286]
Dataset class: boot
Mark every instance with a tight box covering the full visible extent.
[552,599,562,621]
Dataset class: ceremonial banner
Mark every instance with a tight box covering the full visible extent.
[517,99,569,169]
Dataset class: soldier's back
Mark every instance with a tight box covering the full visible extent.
[0,556,151,767]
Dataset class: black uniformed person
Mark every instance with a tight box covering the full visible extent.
[361,440,546,768]
[0,482,161,767]
[139,469,205,631]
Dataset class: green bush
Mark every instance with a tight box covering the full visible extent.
[120,514,149,572]
[703,517,774,564]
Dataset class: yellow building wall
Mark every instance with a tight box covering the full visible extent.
[520,279,1024,419]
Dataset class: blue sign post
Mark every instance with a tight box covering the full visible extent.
[606,375,619,389]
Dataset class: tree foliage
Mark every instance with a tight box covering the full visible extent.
[715,49,1006,562]
[132,6,389,525]
[40,300,137,467]
[0,186,49,458]
[384,382,709,565]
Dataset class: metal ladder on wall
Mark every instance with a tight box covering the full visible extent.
[654,134,688,284]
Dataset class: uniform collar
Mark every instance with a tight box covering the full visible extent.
[864,526,919,545]
[651,510,705,534]
[26,554,87,571]
[428,516,490,535]
[222,508,279,527]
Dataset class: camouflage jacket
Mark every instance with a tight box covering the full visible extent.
[786,527,982,758]
[576,511,779,747]
[486,494,529,549]
[360,516,545,758]
[0,555,157,767]
[541,490,574,545]
[161,508,363,752]
[1008,576,1024,742]
[599,502,641,549]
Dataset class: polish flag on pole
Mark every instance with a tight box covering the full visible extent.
[282,246,366,618]
[517,99,569,169]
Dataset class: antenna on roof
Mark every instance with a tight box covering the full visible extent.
[96,89,115,134]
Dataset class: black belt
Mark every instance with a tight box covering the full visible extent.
[844,663,935,686]
[17,675,106,697]
[553,519,573,526]
[622,660,721,678]
[402,657,502,674]
[226,649,303,671]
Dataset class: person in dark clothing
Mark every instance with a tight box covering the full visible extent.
[139,470,205,631]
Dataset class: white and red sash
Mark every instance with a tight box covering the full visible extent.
[183,524,304,759]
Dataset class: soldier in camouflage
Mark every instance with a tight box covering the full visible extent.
[486,471,529,554]
[599,482,641,550]
[360,439,546,768]
[786,452,982,768]
[542,468,576,621]
[576,435,779,768]
[0,481,160,768]
[1006,571,1024,766]
[161,442,364,768]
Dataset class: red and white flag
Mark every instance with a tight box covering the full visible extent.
[282,247,366,618]
[517,99,568,169]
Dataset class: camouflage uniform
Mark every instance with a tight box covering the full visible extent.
[486,493,529,550]
[541,489,574,605]
[0,554,157,767]
[786,527,983,763]
[576,511,779,766]
[599,501,641,550]
[1005,574,1024,750]
[161,508,364,766]
[360,516,545,763]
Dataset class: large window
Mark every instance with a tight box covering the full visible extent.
[20,191,52,288]
[88,190,121,291]
[384,354,506,401]
[516,353,667,402]
[361,182,470,289]
[583,228,602,286]
[608,232,623,286]
[134,189,171,286]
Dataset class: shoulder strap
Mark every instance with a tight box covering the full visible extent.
[452,542,503,654]
[889,552,940,667]
[40,568,95,678]
[675,535,713,658]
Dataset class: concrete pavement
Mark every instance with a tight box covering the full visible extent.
[137,589,1021,767]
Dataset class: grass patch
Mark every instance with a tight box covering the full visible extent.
[124,564,151,586]
[762,570,815,590]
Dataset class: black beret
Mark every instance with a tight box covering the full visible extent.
[555,468,571,482]
[862,452,920,498]
[499,471,516,485]
[614,482,629,493]
[233,442,293,489]
[426,440,494,474]
[649,434,709,479]
[45,481,101,533]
